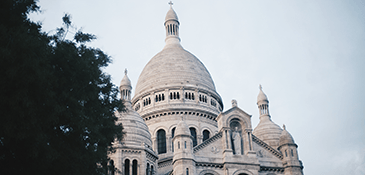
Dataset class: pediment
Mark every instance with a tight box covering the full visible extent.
[223,106,251,118]
[193,132,223,160]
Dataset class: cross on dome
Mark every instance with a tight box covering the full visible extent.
[259,84,262,90]
[124,68,128,75]
[168,1,173,7]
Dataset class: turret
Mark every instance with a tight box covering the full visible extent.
[278,125,304,175]
[253,85,282,148]
[172,119,196,175]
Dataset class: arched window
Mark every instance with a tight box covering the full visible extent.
[189,127,197,147]
[151,165,154,175]
[132,160,138,175]
[177,92,180,99]
[146,163,149,175]
[173,92,176,99]
[184,141,187,148]
[157,129,166,154]
[186,168,189,175]
[185,92,188,99]
[155,95,158,102]
[291,149,294,157]
[203,130,210,142]
[189,93,191,99]
[178,141,180,149]
[162,94,165,100]
[192,93,195,100]
[170,92,173,99]
[108,160,115,175]
[172,127,176,152]
[285,150,288,157]
[125,159,130,175]
[159,94,161,101]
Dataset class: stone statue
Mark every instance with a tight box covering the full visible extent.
[232,127,241,155]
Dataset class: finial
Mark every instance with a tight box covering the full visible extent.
[168,1,173,7]
[283,124,286,130]
[259,84,262,91]
[232,99,237,107]
[124,68,128,75]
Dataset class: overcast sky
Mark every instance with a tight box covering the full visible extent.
[29,0,365,174]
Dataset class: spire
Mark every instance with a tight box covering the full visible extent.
[164,2,181,46]
[120,68,132,101]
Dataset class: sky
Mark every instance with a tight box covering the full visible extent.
[29,0,365,174]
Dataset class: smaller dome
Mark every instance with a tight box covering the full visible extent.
[257,85,268,103]
[120,69,131,88]
[165,7,178,22]
[279,125,295,146]
[116,102,152,146]
[253,116,282,148]
[175,119,190,136]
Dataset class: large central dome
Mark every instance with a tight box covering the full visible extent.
[132,6,223,119]
[134,44,216,96]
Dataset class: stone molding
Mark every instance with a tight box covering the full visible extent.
[259,166,284,173]
[198,169,220,175]
[193,131,222,153]
[143,110,218,122]
[196,162,224,168]
[158,159,172,168]
[251,134,283,160]
[121,149,141,154]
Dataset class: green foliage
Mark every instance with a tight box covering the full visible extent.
[0,0,124,174]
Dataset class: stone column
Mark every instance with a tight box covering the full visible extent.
[227,129,232,150]
[195,89,199,104]
[166,134,172,153]
[151,92,155,107]
[166,89,170,104]
[139,97,143,111]
[197,135,203,145]
[180,87,184,102]
[152,137,157,152]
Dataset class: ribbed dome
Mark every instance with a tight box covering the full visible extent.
[253,116,282,148]
[134,45,217,97]
[279,125,295,146]
[175,120,190,136]
[116,102,152,146]
[165,7,178,22]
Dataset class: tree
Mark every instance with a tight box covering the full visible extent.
[0,0,124,174]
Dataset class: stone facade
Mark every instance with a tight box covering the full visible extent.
[110,4,304,175]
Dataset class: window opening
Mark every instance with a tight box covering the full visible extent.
[125,159,130,175]
[157,129,166,154]
[203,130,210,142]
[132,160,138,175]
[189,128,197,147]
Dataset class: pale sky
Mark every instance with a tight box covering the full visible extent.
[29,0,365,174]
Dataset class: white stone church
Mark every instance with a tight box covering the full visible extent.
[109,4,304,175]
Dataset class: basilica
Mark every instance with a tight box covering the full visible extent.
[109,4,304,175]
